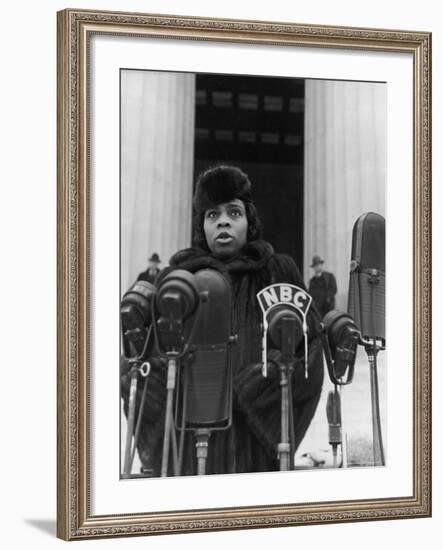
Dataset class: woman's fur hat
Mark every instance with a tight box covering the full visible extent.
[193,165,252,213]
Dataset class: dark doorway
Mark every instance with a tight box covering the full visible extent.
[193,74,305,271]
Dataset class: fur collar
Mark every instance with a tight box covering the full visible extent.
[169,239,274,274]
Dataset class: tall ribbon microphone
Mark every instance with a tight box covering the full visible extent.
[178,269,234,475]
[348,212,385,343]
[153,268,235,476]
[347,212,386,466]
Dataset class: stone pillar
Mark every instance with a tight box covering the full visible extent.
[121,70,196,293]
[304,80,386,310]
[299,81,387,460]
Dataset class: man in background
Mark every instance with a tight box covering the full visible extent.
[308,255,337,316]
[137,252,161,284]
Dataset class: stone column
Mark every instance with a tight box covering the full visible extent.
[121,70,196,293]
[304,79,386,310]
[299,80,387,461]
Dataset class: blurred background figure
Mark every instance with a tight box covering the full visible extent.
[308,255,337,316]
[137,252,161,284]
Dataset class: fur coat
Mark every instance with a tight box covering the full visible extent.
[121,240,324,476]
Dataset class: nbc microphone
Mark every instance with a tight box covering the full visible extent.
[267,305,304,358]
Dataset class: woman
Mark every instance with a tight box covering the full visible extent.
[121,165,324,476]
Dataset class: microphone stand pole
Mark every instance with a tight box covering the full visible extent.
[278,364,291,471]
[195,429,211,475]
[278,317,297,472]
[365,341,385,466]
[161,356,180,477]
[365,269,385,467]
[122,338,149,479]
[337,384,348,468]
[327,385,342,469]
[123,366,139,478]
[122,360,152,478]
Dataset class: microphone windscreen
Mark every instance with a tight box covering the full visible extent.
[121,280,155,357]
[156,269,199,320]
[267,305,304,351]
[348,212,385,342]
[154,269,199,354]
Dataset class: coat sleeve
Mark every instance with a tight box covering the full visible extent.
[234,336,324,457]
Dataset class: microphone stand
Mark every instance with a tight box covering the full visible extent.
[122,333,152,479]
[123,364,139,478]
[364,268,386,467]
[326,386,342,469]
[278,317,297,471]
[161,355,180,477]
[195,429,211,475]
[365,339,385,466]
[278,364,291,471]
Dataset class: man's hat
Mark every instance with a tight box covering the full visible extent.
[310,255,325,267]
[148,252,161,263]
[193,165,252,214]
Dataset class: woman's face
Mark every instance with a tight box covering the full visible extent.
[203,199,248,259]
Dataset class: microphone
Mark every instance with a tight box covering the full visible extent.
[321,310,360,385]
[326,390,342,447]
[326,389,342,468]
[121,280,156,358]
[267,305,304,358]
[348,212,385,343]
[348,212,386,466]
[180,269,233,428]
[256,283,312,377]
[121,280,156,477]
[153,269,201,477]
[256,285,313,470]
[154,269,199,355]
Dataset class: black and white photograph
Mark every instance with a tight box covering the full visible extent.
[119,69,387,479]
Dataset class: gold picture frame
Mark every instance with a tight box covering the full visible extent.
[57,8,431,540]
